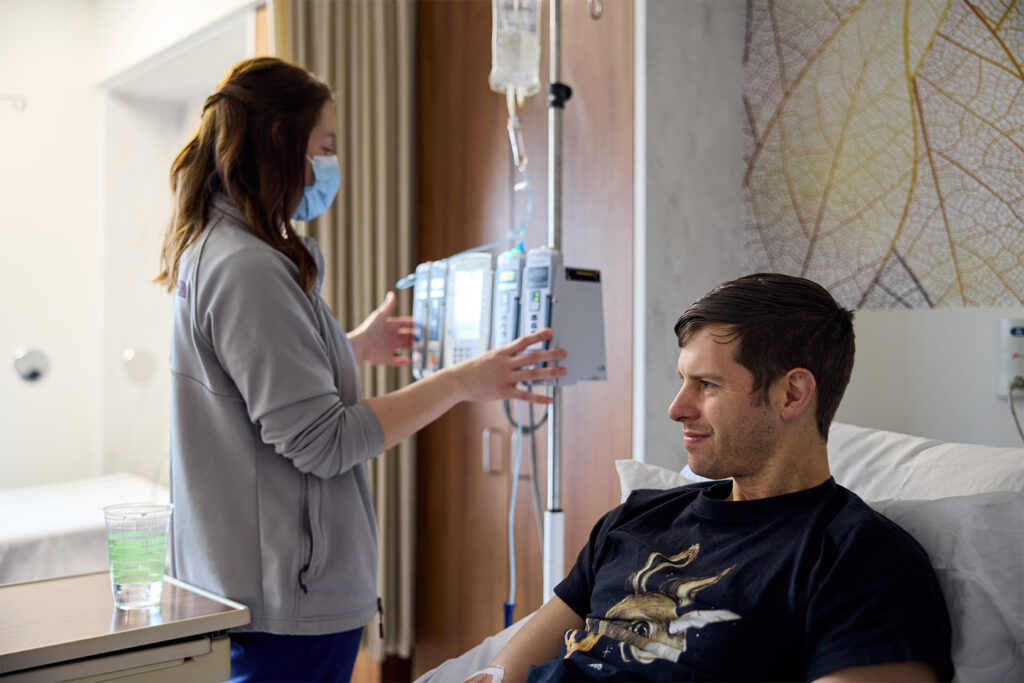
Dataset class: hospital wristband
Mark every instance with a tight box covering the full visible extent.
[470,664,505,682]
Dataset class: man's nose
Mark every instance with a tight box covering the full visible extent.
[668,385,696,423]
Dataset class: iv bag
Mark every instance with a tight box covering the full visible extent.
[489,0,541,100]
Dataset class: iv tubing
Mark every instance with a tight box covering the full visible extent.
[394,167,533,290]
[505,401,525,627]
[529,396,544,554]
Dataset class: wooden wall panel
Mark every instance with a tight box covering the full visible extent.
[413,0,633,675]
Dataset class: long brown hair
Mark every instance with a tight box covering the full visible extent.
[156,57,333,294]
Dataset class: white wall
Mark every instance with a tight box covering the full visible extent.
[640,0,747,470]
[837,307,1024,446]
[0,0,101,487]
[639,0,1024,471]
[0,0,254,489]
[99,6,251,483]
[99,96,185,482]
[95,0,257,84]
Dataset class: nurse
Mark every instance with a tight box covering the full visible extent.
[155,57,565,682]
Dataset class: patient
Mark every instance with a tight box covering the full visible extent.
[470,273,953,682]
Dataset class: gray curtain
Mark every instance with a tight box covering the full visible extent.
[274,0,417,659]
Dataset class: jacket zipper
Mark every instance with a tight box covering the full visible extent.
[298,474,326,595]
[299,475,311,594]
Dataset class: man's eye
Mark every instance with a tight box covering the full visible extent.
[700,380,715,390]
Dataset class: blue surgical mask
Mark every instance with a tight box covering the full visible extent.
[293,154,340,221]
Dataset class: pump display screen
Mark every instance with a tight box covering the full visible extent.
[428,276,446,341]
[452,269,484,340]
[527,266,549,285]
[428,300,442,340]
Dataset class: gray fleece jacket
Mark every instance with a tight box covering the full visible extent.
[168,193,385,635]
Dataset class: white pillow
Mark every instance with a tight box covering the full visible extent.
[615,458,1024,682]
[873,493,1024,682]
[828,423,1024,500]
[614,460,697,503]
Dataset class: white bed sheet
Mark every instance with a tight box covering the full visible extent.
[416,615,532,683]
[0,473,169,585]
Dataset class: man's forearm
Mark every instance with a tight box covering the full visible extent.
[487,596,584,681]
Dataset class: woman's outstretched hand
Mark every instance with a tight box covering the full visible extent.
[349,291,414,366]
[364,327,568,451]
[453,328,567,404]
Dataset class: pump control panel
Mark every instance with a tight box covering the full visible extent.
[491,249,526,349]
[410,262,431,380]
[443,253,495,367]
[422,260,448,377]
[520,247,606,386]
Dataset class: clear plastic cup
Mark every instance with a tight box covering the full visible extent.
[102,502,173,610]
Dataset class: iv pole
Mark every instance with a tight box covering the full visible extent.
[543,0,567,603]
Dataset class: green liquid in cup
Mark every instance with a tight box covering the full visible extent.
[103,502,172,610]
[108,530,166,584]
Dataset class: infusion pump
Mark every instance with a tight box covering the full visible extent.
[410,262,431,380]
[408,247,605,386]
[443,253,495,367]
[422,260,448,377]
[520,247,606,385]
[491,248,526,348]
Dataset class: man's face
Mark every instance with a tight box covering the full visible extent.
[667,325,780,481]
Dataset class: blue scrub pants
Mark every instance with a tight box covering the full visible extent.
[228,628,363,682]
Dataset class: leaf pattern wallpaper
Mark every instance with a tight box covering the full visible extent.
[743,0,1024,308]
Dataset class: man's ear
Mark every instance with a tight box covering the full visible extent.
[779,368,816,422]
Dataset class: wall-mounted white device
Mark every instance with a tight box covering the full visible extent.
[410,262,431,380]
[443,253,495,368]
[490,249,525,349]
[520,246,606,386]
[997,318,1024,398]
[422,260,448,377]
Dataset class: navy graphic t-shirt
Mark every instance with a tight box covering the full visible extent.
[528,478,953,682]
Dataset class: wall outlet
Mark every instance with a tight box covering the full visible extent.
[997,318,1024,398]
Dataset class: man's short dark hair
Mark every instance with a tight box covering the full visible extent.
[674,273,855,440]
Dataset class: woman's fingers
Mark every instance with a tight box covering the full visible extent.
[517,345,567,365]
[449,328,571,403]
[503,327,554,354]
[514,362,567,384]
[505,387,555,404]
[377,290,397,314]
[395,325,415,348]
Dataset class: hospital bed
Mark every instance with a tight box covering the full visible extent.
[0,473,169,585]
[418,422,1024,682]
